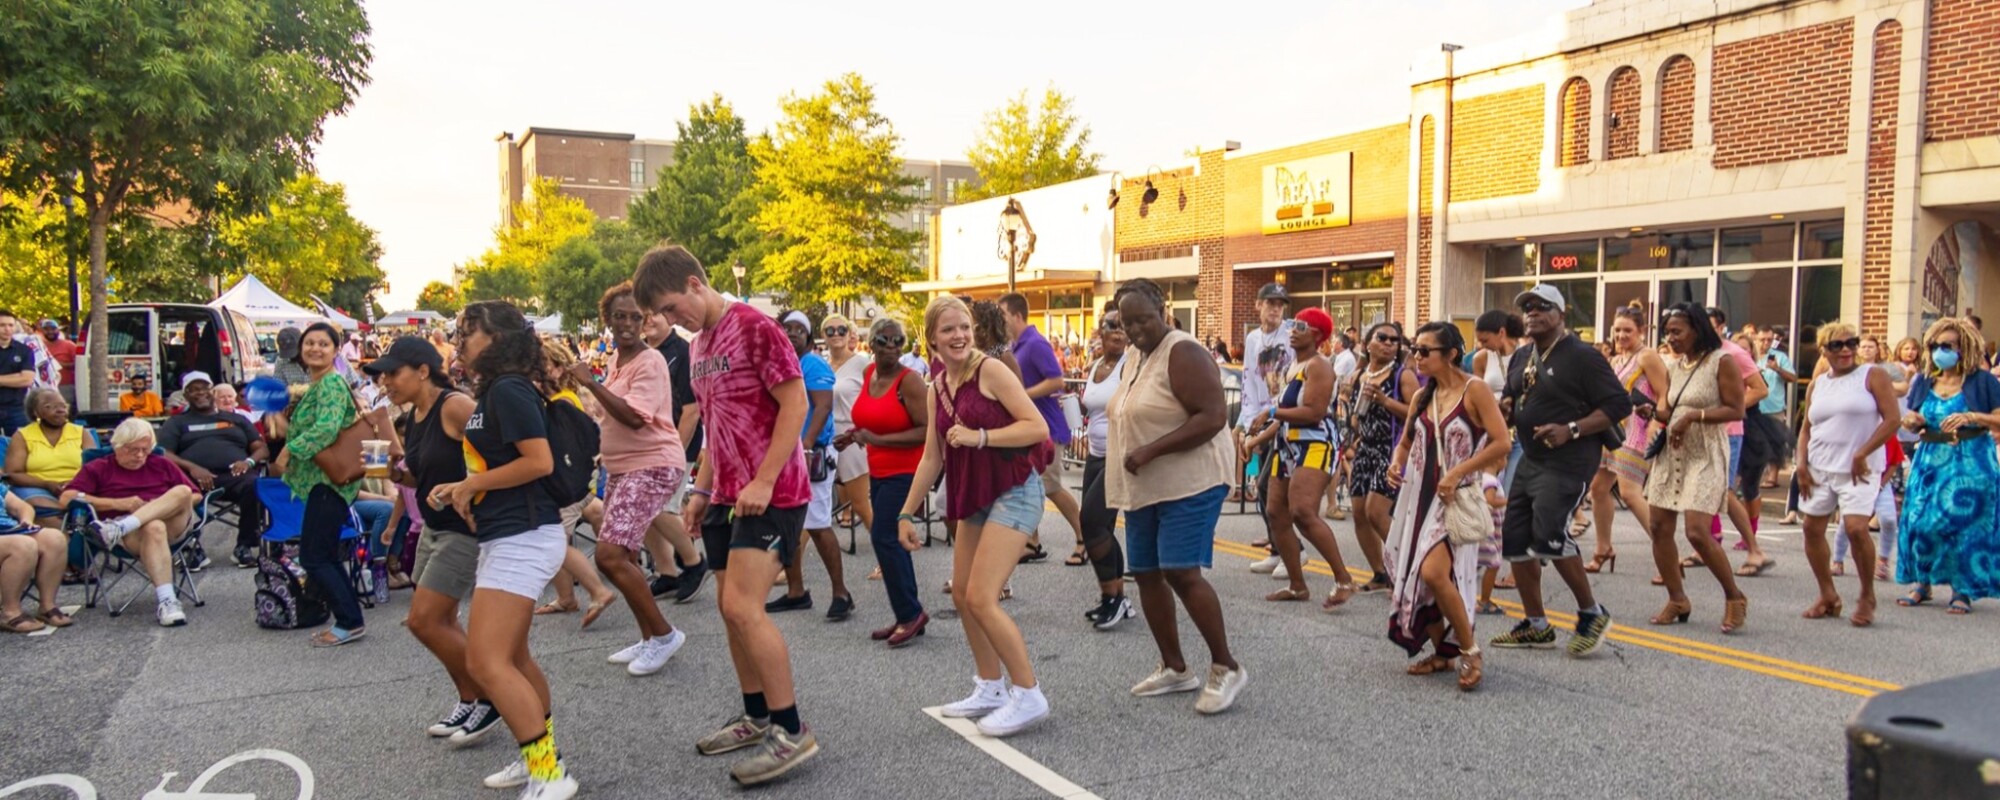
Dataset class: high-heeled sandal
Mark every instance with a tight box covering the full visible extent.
[1585,551,1617,574]
[1802,596,1843,620]
[1649,599,1692,625]
[1720,597,1749,634]
[1850,596,1876,628]
[1406,655,1454,675]
[1456,647,1484,692]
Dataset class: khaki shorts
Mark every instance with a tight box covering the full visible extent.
[411,524,478,600]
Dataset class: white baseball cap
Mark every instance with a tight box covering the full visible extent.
[181,371,214,389]
[1513,284,1567,313]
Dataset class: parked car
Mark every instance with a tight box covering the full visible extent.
[73,304,266,413]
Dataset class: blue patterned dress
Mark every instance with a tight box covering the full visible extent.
[1896,392,2000,600]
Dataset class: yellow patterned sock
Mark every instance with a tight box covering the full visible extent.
[520,731,563,782]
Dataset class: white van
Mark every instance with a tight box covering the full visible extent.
[75,304,266,412]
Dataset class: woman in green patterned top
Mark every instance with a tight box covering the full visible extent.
[276,322,384,647]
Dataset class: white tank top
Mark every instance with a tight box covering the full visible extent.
[1081,353,1125,458]
[1481,347,1509,394]
[1806,364,1886,475]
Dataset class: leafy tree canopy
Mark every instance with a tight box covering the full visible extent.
[629,95,755,289]
[962,86,1102,201]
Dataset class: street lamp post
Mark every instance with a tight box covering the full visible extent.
[999,198,1035,295]
[731,259,747,298]
[60,172,79,337]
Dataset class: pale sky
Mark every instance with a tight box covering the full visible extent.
[316,0,1587,311]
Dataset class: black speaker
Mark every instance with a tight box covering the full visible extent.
[1847,666,2000,799]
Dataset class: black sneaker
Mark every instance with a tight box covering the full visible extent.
[650,573,679,598]
[233,546,259,569]
[1091,595,1134,631]
[675,558,710,605]
[1488,619,1558,649]
[1568,606,1613,657]
[766,591,813,613]
[1357,576,1393,594]
[825,595,855,621]
[183,546,212,573]
[449,701,501,746]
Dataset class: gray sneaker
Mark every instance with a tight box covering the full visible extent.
[1193,664,1248,715]
[696,714,770,756]
[1130,665,1201,697]
[729,726,819,786]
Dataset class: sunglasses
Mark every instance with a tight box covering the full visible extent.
[1823,337,1860,352]
[872,334,906,350]
[1931,341,1957,352]
[822,326,850,337]
[1100,318,1121,331]
[1410,345,1448,359]
[1373,334,1403,345]
[1520,301,1558,315]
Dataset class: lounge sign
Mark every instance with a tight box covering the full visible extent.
[1262,152,1352,235]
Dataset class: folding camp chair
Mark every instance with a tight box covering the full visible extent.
[68,486,221,618]
[254,478,371,606]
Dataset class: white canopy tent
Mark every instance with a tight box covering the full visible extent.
[372,309,447,327]
[311,295,360,331]
[209,274,327,331]
[532,312,563,334]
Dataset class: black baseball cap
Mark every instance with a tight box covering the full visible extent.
[1257,283,1291,304]
[362,336,444,376]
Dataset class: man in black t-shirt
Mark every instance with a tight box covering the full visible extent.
[1492,284,1630,657]
[0,310,37,434]
[158,372,269,566]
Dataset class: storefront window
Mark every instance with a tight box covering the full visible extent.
[1715,268,1793,343]
[1793,264,1841,378]
[1540,240,1597,275]
[1606,230,1713,271]
[1801,221,1843,260]
[1288,269,1326,294]
[1328,263,1393,291]
[1485,245,1533,279]
[1719,224,1795,264]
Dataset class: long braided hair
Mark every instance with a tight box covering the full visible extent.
[1400,321,1467,448]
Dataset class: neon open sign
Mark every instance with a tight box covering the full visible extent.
[1548,254,1581,271]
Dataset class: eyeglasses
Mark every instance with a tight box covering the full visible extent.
[1824,337,1861,352]
[822,326,850,337]
[1931,341,1958,352]
[1100,318,1121,331]
[872,334,906,350]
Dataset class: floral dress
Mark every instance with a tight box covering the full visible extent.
[1347,365,1403,500]
[1896,392,2000,600]
[1384,395,1485,658]
[1645,352,1728,515]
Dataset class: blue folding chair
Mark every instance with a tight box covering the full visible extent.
[255,478,372,606]
[67,449,222,618]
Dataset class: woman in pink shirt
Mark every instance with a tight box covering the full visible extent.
[568,283,690,677]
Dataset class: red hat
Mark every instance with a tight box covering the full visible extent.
[1295,308,1334,342]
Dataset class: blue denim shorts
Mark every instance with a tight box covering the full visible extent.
[964,477,1046,535]
[1126,484,1227,573]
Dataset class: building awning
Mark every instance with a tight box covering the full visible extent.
[901,269,1102,295]
[1231,251,1396,271]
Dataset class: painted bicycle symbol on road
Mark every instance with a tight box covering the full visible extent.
[0,749,313,800]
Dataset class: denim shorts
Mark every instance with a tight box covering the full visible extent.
[1126,484,1227,573]
[963,477,1046,535]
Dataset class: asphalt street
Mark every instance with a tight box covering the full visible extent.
[3,482,1995,800]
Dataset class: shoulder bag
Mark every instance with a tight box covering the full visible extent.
[1431,392,1490,547]
[312,383,370,485]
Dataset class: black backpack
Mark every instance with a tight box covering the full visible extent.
[540,394,600,507]
[253,546,329,630]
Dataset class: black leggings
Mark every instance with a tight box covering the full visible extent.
[1080,456,1125,586]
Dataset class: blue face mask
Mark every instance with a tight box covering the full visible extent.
[1932,347,1960,371]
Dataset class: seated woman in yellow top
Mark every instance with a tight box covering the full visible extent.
[4,388,101,516]
[120,375,164,417]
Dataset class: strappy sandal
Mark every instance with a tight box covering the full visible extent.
[579,599,613,630]
[1584,551,1617,574]
[1946,595,1974,615]
[1406,655,1454,675]
[1475,600,1504,615]
[37,607,73,628]
[1493,575,1517,590]
[1018,543,1048,564]
[1801,597,1843,620]
[533,600,578,616]
[1357,577,1393,594]
[1457,647,1484,691]
[1064,546,1088,567]
[1896,586,1931,607]
[0,613,46,634]
[1720,598,1748,634]
[1265,587,1310,602]
[1850,596,1876,628]
[1321,584,1357,613]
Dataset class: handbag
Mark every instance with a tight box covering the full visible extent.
[312,386,370,485]
[1644,352,1710,461]
[1429,393,1490,547]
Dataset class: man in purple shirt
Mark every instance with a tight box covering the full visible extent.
[1000,293,1082,563]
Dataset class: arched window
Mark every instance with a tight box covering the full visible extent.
[1606,67,1641,159]
[1657,56,1696,153]
[1558,77,1592,166]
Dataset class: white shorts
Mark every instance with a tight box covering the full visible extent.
[1799,467,1883,520]
[836,443,868,483]
[474,524,566,600]
[805,473,836,530]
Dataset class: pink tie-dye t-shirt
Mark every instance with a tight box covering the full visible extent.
[690,302,810,508]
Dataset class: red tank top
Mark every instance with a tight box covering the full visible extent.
[852,363,924,477]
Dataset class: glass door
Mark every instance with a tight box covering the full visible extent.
[1659,277,1708,317]
[1602,280,1651,341]
[1323,297,1356,340]
[1357,294,1390,330]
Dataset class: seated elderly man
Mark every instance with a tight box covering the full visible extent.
[0,487,72,632]
[158,372,267,568]
[60,417,199,627]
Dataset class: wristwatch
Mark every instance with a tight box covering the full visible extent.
[1567,421,1581,439]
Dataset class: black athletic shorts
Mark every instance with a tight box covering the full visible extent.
[702,503,806,571]
[1501,458,1591,563]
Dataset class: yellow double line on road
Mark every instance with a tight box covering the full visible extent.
[1208,538,1901,698]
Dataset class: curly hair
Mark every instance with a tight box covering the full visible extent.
[541,336,582,395]
[599,280,638,326]
[1920,317,1988,376]
[459,300,548,398]
[969,299,1009,354]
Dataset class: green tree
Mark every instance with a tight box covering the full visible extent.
[415,281,462,316]
[463,178,595,310]
[0,0,372,408]
[540,221,650,332]
[0,190,76,323]
[748,73,921,310]
[219,173,385,308]
[629,95,756,286]
[961,87,1102,200]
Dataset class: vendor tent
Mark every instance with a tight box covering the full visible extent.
[209,274,327,331]
[532,312,563,334]
[311,296,361,331]
[372,309,446,327]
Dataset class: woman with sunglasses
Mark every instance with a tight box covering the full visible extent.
[1641,302,1750,633]
[1250,310,1358,609]
[1340,321,1416,592]
[1585,306,1668,574]
[823,314,875,543]
[1828,337,1907,581]
[1383,322,1509,691]
[845,317,930,647]
[1794,323,1900,627]
[1896,317,2000,615]
[1075,302,1133,628]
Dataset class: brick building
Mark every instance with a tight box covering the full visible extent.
[496,128,675,225]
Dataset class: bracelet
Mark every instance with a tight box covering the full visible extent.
[897,513,919,523]
[978,429,988,448]
[688,488,713,498]
[1698,409,1705,423]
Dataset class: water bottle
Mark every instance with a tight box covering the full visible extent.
[371,560,390,604]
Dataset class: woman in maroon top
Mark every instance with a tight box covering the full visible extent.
[841,317,930,647]
[897,296,1055,738]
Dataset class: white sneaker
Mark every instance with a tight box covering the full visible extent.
[485,759,570,790]
[517,775,578,800]
[1271,562,1290,582]
[627,630,686,676]
[975,685,1049,737]
[1248,554,1280,573]
[938,679,1008,719]
[1130,665,1202,697]
[156,596,187,627]
[1194,663,1248,715]
[94,519,128,549]
[608,639,649,665]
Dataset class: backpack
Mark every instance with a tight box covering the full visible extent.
[540,393,600,507]
[253,545,329,630]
